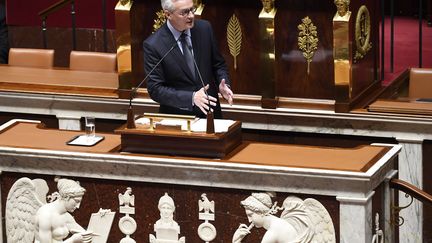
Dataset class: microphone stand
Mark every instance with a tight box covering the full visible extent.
[127,38,180,129]
[189,45,214,134]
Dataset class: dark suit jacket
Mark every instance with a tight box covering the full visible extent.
[0,4,9,64]
[143,19,230,118]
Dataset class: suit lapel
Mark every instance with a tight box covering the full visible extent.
[161,24,196,82]
[190,27,201,74]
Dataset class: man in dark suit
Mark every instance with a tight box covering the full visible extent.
[143,0,233,118]
[0,3,9,64]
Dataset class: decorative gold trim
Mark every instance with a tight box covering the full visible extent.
[193,0,204,16]
[354,5,372,61]
[297,16,318,75]
[153,10,166,33]
[226,14,242,70]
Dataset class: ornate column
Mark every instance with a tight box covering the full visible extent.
[115,0,134,98]
[396,139,423,243]
[333,0,352,112]
[337,191,374,242]
[259,0,278,109]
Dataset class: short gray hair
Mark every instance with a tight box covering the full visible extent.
[161,0,175,12]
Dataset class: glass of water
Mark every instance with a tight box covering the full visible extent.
[85,116,95,139]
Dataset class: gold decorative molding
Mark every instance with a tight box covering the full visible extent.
[193,0,204,16]
[297,16,318,75]
[227,14,242,70]
[153,10,166,33]
[333,3,352,101]
[354,5,372,61]
[115,0,133,90]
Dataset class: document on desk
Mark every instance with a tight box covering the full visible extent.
[135,117,195,130]
[191,119,235,133]
[134,117,235,133]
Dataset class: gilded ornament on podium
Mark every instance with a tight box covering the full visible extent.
[298,16,319,75]
[354,5,372,61]
[153,10,167,33]
[226,14,242,70]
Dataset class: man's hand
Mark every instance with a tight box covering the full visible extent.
[193,84,217,115]
[219,79,233,105]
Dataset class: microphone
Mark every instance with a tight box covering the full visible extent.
[187,43,215,133]
[127,35,181,129]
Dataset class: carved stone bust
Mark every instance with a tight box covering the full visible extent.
[334,0,351,20]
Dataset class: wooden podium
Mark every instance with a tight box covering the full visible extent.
[115,118,242,158]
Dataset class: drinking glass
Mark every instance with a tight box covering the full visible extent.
[85,116,95,138]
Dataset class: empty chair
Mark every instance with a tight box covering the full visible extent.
[409,68,432,99]
[69,50,117,73]
[8,48,54,68]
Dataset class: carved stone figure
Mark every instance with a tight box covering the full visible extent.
[193,0,204,16]
[193,0,203,8]
[120,0,129,6]
[259,0,276,18]
[118,187,137,243]
[6,177,93,243]
[119,187,135,207]
[198,193,216,242]
[334,0,351,19]
[261,0,275,13]
[232,193,336,243]
[150,193,185,243]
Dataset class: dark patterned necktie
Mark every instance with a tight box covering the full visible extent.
[180,33,196,79]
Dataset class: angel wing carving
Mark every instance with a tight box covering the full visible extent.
[303,198,336,242]
[6,177,48,243]
[281,196,336,243]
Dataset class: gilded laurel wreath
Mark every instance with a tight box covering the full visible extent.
[153,10,167,33]
[354,5,372,61]
[298,16,318,75]
[227,14,242,70]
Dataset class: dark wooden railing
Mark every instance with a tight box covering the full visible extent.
[38,0,76,50]
[390,178,432,205]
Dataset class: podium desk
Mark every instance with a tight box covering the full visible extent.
[0,119,401,242]
[0,65,119,98]
[0,120,391,172]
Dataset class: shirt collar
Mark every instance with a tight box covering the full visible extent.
[167,21,191,40]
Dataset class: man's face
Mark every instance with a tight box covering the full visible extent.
[166,0,195,32]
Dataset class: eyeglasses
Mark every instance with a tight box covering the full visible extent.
[176,7,196,17]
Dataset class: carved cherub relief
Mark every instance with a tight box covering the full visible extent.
[232,192,336,243]
[6,177,93,243]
